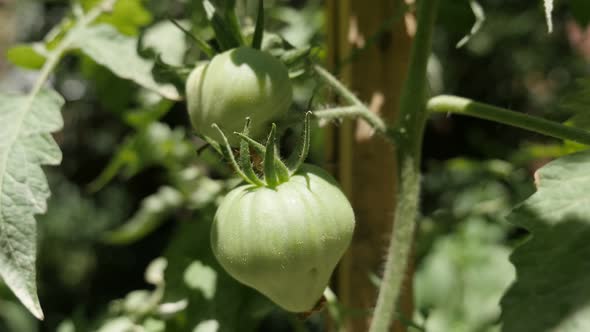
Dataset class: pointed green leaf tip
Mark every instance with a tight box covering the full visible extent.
[501,149,590,332]
[252,0,264,50]
[0,89,65,320]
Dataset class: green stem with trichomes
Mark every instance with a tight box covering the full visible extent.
[427,95,590,145]
[313,66,388,136]
[369,0,439,330]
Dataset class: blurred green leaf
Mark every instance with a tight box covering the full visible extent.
[143,318,166,332]
[5,44,47,70]
[103,186,183,245]
[82,0,152,35]
[56,320,75,332]
[96,317,135,332]
[270,3,323,48]
[141,20,189,66]
[72,24,181,100]
[193,320,220,332]
[184,261,217,300]
[501,150,590,332]
[415,219,514,332]
[560,79,590,114]
[124,100,174,130]
[89,122,192,192]
[146,258,168,286]
[0,300,38,332]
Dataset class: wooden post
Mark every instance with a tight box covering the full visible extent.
[325,1,415,331]
[0,0,16,77]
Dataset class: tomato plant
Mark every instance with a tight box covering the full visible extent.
[2,0,590,332]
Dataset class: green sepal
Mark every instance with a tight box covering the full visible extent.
[239,118,266,186]
[263,124,280,187]
[212,124,254,185]
[234,131,290,179]
[201,135,223,156]
[252,0,264,50]
[286,112,311,175]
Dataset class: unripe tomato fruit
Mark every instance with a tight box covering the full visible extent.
[211,164,355,312]
[186,47,293,145]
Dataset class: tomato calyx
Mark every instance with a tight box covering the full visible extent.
[212,112,311,188]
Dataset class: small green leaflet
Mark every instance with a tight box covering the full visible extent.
[72,24,181,100]
[0,89,65,320]
[501,150,590,332]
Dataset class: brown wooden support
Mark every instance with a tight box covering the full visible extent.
[325,1,416,331]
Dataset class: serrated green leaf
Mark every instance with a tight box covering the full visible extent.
[5,44,47,70]
[501,150,590,332]
[72,24,181,100]
[0,89,65,320]
[103,186,183,245]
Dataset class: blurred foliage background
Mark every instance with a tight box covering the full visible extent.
[0,0,588,331]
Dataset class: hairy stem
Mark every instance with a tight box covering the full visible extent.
[427,95,590,146]
[314,106,388,136]
[369,0,439,331]
[312,66,389,136]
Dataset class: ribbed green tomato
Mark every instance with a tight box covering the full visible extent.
[211,164,355,312]
[186,47,292,145]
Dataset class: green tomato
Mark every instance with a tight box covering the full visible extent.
[211,164,355,312]
[186,47,293,145]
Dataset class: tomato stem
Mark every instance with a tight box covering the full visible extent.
[312,66,389,137]
[427,95,590,146]
[369,0,439,331]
